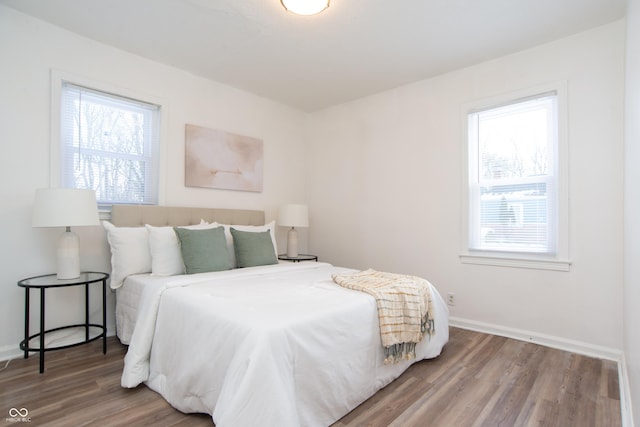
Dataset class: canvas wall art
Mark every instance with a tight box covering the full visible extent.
[185,124,263,192]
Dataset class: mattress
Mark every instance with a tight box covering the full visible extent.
[119,262,449,427]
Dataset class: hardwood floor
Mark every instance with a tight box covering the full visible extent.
[0,327,620,426]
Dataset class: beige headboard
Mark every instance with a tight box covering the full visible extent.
[110,205,265,227]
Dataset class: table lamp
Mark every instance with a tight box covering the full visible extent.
[278,204,309,258]
[32,188,100,279]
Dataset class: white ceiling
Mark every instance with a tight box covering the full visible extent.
[1,0,626,111]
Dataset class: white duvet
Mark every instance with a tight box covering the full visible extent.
[121,262,449,427]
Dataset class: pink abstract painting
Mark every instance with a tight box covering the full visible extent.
[185,124,263,192]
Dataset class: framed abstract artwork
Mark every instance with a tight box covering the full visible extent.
[185,124,263,192]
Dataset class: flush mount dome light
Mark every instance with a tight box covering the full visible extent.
[281,0,329,15]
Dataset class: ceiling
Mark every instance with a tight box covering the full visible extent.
[1,0,626,111]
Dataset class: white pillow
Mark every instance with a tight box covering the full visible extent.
[215,221,278,267]
[103,221,151,289]
[146,221,217,276]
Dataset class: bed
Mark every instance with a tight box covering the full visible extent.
[107,205,449,427]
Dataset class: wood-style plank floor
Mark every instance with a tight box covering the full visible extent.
[0,327,621,426]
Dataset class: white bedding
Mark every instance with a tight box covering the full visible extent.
[120,262,449,427]
[116,274,171,344]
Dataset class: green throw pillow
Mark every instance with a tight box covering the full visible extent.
[173,226,232,274]
[230,228,278,268]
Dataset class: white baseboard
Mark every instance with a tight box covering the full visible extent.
[0,344,23,363]
[619,352,635,427]
[449,316,632,426]
[449,316,622,361]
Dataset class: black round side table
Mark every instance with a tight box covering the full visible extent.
[18,271,109,373]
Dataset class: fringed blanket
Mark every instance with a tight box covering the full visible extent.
[332,269,435,364]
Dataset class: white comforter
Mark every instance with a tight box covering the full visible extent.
[121,262,449,427]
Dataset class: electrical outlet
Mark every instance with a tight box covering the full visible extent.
[447,292,456,306]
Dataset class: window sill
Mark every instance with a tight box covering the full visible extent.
[459,253,571,271]
[98,208,112,222]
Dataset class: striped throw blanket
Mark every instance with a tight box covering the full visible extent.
[332,269,435,364]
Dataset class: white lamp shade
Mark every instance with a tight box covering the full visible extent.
[32,188,99,279]
[280,0,329,15]
[278,204,309,228]
[32,188,99,228]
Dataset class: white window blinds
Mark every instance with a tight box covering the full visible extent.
[467,92,558,255]
[60,82,160,205]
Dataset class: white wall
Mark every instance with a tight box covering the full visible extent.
[0,6,308,356]
[306,21,625,354]
[624,0,640,423]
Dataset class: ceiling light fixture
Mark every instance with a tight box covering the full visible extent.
[280,0,329,16]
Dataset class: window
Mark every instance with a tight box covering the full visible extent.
[462,84,569,271]
[59,82,160,206]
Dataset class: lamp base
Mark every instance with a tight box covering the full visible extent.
[57,227,80,279]
[287,227,299,258]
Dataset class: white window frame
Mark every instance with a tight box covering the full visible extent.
[50,70,168,214]
[460,82,570,271]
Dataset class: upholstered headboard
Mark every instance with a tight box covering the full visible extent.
[110,205,265,227]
